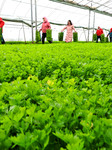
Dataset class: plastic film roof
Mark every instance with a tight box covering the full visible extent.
[50,0,112,15]
[0,0,112,24]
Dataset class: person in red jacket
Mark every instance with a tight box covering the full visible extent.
[96,26,103,43]
[39,17,52,44]
[0,17,5,44]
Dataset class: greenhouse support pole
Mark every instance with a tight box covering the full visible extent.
[31,0,34,43]
[22,23,26,44]
[92,11,96,42]
[83,29,87,42]
[35,0,37,32]
[88,9,91,42]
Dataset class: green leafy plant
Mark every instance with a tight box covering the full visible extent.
[46,29,52,41]
[36,30,41,43]
[73,32,78,42]
[93,33,97,41]
[105,37,109,43]
[58,32,64,41]
[101,34,105,43]
[54,131,84,150]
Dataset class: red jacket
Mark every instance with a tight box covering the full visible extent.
[0,18,5,32]
[96,28,103,36]
[0,18,5,28]
[40,17,51,33]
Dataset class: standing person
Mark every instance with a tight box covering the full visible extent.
[61,20,76,43]
[39,17,52,44]
[107,28,112,42]
[0,17,5,44]
[96,26,103,43]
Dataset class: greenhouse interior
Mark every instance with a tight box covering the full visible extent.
[0,0,112,150]
[0,0,112,42]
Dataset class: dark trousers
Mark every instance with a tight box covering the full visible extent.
[110,37,112,42]
[1,36,5,44]
[96,36,101,43]
[42,33,52,44]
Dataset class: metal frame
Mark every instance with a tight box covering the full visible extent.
[92,11,96,41]
[35,0,37,32]
[49,0,112,17]
[88,9,91,41]
[30,0,34,43]
[2,18,32,27]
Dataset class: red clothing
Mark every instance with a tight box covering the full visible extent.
[0,18,5,33]
[110,28,112,33]
[96,28,103,36]
[0,18,5,28]
[100,28,103,34]
[40,17,51,33]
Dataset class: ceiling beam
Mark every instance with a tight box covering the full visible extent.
[2,18,32,27]
[49,0,112,17]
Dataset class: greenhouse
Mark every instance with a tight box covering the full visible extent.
[0,0,112,150]
[0,0,112,42]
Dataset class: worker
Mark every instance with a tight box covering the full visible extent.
[96,26,103,43]
[39,17,52,44]
[61,20,76,43]
[0,17,5,44]
[107,28,112,42]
